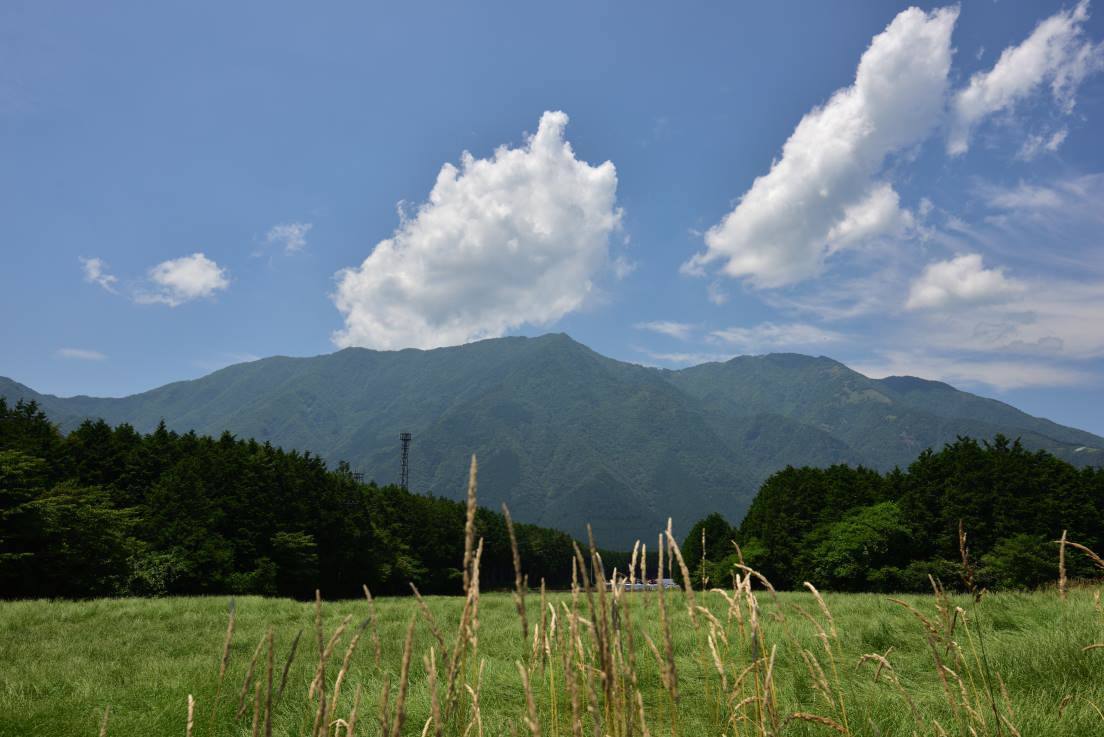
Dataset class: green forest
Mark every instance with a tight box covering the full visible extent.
[686,436,1104,592]
[0,399,598,599]
[4,396,1102,600]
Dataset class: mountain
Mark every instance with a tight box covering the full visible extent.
[2,334,1101,547]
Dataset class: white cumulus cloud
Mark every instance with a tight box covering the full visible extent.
[332,111,621,350]
[905,254,1023,311]
[266,222,312,253]
[948,0,1103,156]
[136,253,230,307]
[682,6,958,289]
[80,257,119,294]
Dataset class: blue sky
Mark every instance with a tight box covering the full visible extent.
[2,1,1104,435]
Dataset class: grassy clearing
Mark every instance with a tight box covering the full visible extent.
[3,465,1103,736]
[1,585,1102,736]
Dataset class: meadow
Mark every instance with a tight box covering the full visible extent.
[2,568,1103,736]
[3,448,1103,737]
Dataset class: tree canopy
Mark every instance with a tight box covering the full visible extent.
[0,399,585,599]
[685,436,1104,592]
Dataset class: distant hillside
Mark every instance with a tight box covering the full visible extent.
[3,334,1101,547]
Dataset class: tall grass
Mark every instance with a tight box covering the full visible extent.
[2,460,1104,736]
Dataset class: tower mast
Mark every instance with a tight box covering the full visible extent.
[399,432,411,490]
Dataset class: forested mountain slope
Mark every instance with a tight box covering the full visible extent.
[3,334,1100,546]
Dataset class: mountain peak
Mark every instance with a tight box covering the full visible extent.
[2,334,1100,546]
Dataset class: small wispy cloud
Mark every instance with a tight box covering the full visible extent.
[266,222,313,253]
[850,350,1092,391]
[633,320,696,341]
[1017,128,1068,161]
[948,0,1103,156]
[709,322,846,352]
[193,352,262,372]
[135,253,230,307]
[635,348,733,366]
[57,347,106,361]
[706,281,728,306]
[612,255,637,281]
[80,257,118,294]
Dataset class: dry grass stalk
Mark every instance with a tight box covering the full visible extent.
[1059,529,1069,601]
[310,599,350,737]
[362,585,383,667]
[958,521,982,602]
[655,532,679,706]
[608,571,631,737]
[585,525,615,714]
[330,618,370,720]
[444,592,475,718]
[517,660,543,737]
[629,540,640,588]
[571,539,606,699]
[502,503,529,643]
[310,680,327,737]
[237,630,268,719]
[315,589,324,656]
[263,627,274,737]
[410,582,447,655]
[581,649,603,737]
[634,687,652,737]
[463,659,486,737]
[564,600,583,737]
[98,705,110,737]
[444,538,484,720]
[786,711,848,734]
[310,588,325,736]
[533,578,548,666]
[708,631,728,693]
[803,582,837,640]
[857,651,922,729]
[250,677,262,737]
[665,518,698,626]
[1058,538,1104,571]
[469,538,484,651]
[700,527,707,591]
[462,453,478,592]
[346,683,363,737]
[207,599,236,731]
[376,675,392,737]
[426,647,443,737]
[186,694,195,737]
[616,573,642,718]
[310,614,353,699]
[800,584,848,733]
[763,644,780,732]
[274,628,302,707]
[389,614,418,737]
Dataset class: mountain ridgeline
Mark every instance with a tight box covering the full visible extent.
[3,334,1101,547]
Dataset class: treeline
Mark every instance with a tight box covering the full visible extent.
[0,399,593,600]
[683,436,1104,592]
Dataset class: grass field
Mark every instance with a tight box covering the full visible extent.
[2,581,1103,737]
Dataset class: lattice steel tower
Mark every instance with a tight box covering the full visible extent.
[399,432,412,490]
